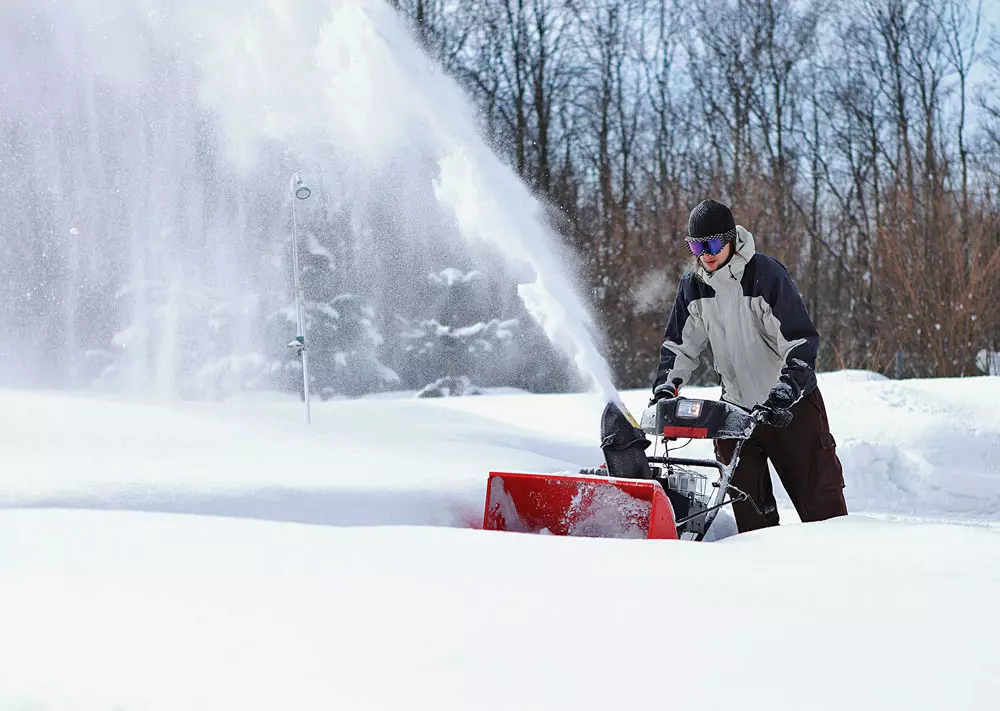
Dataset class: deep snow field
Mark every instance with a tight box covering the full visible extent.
[1,371,999,710]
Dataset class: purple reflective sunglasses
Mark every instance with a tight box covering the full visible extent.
[687,237,728,257]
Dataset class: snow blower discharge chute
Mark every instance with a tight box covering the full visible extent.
[483,396,766,541]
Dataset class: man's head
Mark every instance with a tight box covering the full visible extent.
[687,199,736,273]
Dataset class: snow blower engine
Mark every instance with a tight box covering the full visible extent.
[483,395,764,541]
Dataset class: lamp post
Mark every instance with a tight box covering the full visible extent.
[288,172,312,423]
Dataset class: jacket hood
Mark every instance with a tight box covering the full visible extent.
[698,225,756,282]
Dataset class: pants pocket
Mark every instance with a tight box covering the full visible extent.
[813,432,845,491]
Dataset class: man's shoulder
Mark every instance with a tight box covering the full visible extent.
[740,252,793,297]
[678,270,716,302]
[747,251,791,277]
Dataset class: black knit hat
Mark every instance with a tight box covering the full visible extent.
[687,199,736,242]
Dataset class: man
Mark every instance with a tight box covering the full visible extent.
[651,199,847,532]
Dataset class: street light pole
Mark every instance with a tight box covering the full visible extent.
[289,172,312,424]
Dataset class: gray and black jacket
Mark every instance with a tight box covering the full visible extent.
[653,226,818,409]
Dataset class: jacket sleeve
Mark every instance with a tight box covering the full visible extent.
[652,279,710,393]
[757,258,819,400]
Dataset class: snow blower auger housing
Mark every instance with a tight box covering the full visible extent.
[483,397,761,541]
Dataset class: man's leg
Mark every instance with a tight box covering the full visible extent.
[715,435,779,532]
[763,388,848,523]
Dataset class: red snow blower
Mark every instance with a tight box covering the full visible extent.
[483,396,765,541]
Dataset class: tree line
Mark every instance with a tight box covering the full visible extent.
[390,0,1000,385]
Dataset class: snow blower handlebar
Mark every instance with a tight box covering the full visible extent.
[634,397,776,539]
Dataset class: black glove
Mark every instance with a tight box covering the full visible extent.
[649,378,683,406]
[765,380,797,409]
[778,358,813,402]
[756,381,796,427]
[757,404,793,428]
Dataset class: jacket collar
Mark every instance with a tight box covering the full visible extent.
[698,225,756,283]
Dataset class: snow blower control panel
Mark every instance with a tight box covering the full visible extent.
[641,397,753,441]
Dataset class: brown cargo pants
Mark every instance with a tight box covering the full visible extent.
[714,388,848,533]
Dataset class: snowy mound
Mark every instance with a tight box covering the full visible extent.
[2,372,999,527]
[1,375,999,709]
[1,511,998,710]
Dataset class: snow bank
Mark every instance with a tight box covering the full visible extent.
[428,372,1000,525]
[1,373,999,528]
[0,389,593,529]
[0,510,997,710]
[1,376,999,709]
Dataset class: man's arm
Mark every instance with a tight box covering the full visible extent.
[652,278,710,396]
[756,256,819,402]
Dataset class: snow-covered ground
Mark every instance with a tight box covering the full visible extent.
[1,372,999,709]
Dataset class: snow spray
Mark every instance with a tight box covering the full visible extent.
[339,3,621,400]
[16,0,623,403]
[186,0,621,401]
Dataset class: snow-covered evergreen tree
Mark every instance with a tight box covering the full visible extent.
[297,294,399,398]
[92,278,275,399]
[392,267,578,394]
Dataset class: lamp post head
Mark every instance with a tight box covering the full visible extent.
[293,173,312,200]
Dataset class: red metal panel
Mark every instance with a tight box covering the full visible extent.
[647,484,678,539]
[484,471,678,540]
[662,426,710,439]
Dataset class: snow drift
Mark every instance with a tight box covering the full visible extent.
[1,373,999,709]
[2,372,999,527]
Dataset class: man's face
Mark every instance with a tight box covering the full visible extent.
[700,240,732,272]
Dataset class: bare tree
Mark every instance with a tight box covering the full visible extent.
[384,0,1000,385]
[940,0,983,220]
